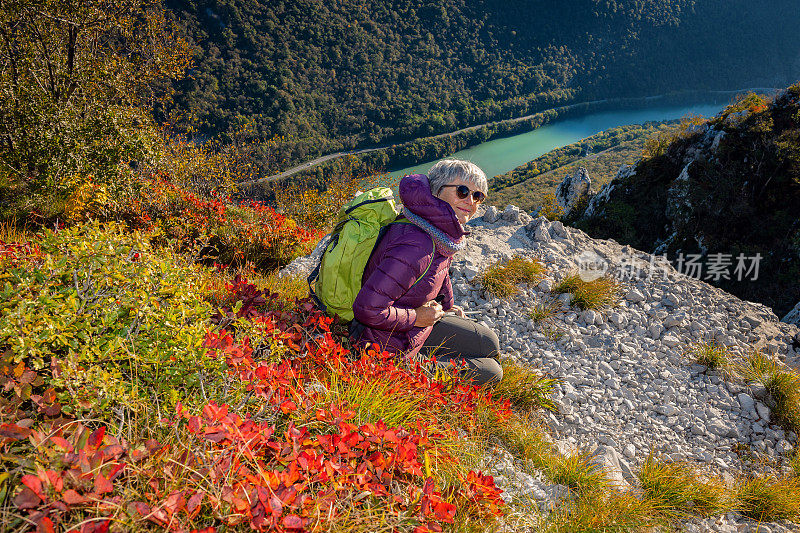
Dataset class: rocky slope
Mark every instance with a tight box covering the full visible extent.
[284,204,800,531]
[572,86,800,321]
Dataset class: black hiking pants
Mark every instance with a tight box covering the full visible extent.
[421,315,503,387]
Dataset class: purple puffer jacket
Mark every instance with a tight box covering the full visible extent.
[352,174,466,356]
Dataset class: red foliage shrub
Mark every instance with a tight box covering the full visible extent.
[3,276,508,532]
[121,174,324,269]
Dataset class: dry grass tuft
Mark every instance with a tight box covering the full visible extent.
[734,475,800,521]
[542,491,661,533]
[552,273,620,310]
[528,296,562,324]
[543,451,611,495]
[0,217,32,243]
[638,455,729,519]
[742,350,800,432]
[686,341,731,370]
[490,359,558,412]
[478,256,546,298]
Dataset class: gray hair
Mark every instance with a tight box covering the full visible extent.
[427,159,488,197]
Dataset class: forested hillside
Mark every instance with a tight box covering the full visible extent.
[574,89,800,318]
[165,0,800,169]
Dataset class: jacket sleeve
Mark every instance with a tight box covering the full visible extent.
[438,261,454,311]
[352,231,431,332]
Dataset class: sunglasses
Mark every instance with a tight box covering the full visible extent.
[438,184,486,203]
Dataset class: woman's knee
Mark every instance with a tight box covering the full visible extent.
[474,357,503,386]
[475,323,500,358]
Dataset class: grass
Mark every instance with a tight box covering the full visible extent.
[742,350,800,433]
[0,218,30,243]
[542,325,565,341]
[552,273,620,310]
[686,341,731,370]
[541,491,661,533]
[542,451,612,494]
[637,454,729,519]
[734,475,800,521]
[528,296,562,324]
[490,359,558,412]
[477,256,546,298]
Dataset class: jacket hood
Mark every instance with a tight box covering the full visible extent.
[399,174,468,241]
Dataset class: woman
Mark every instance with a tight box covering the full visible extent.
[352,159,503,386]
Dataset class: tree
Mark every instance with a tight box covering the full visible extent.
[0,0,190,213]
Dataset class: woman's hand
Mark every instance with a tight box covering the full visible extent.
[414,300,444,327]
[449,305,466,318]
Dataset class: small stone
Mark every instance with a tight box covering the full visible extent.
[626,289,646,303]
[737,393,755,412]
[656,405,678,416]
[608,312,624,327]
[756,402,771,422]
[534,224,551,242]
[482,205,500,223]
[623,443,636,458]
[691,423,706,435]
[501,204,522,223]
[538,279,552,292]
[662,334,681,347]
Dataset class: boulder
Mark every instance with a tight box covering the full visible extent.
[555,166,591,217]
[782,301,800,326]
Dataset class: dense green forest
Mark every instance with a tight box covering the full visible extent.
[164,0,800,172]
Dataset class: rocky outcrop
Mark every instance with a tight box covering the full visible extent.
[784,301,800,326]
[574,87,800,321]
[555,166,591,217]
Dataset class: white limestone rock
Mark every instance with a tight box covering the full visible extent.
[555,166,592,217]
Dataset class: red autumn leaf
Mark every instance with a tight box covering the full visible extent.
[62,489,88,506]
[94,474,113,495]
[163,490,186,516]
[283,514,304,529]
[129,448,149,462]
[36,516,55,533]
[130,501,151,517]
[280,400,297,413]
[42,403,61,417]
[22,474,43,497]
[13,486,42,509]
[103,445,125,460]
[19,369,37,384]
[431,500,457,521]
[45,470,63,492]
[42,387,56,403]
[50,435,71,451]
[87,426,106,448]
[80,520,110,533]
[0,423,32,440]
[186,491,204,518]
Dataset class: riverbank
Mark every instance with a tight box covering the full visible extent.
[238,87,778,194]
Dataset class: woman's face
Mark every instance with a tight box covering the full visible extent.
[435,177,483,225]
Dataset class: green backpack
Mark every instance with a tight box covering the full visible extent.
[308,187,434,322]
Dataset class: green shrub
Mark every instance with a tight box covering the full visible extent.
[0,221,218,417]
